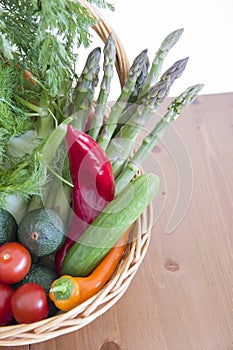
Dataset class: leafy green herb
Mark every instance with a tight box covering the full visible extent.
[86,0,114,10]
[0,148,47,206]
[0,61,34,166]
[0,0,113,97]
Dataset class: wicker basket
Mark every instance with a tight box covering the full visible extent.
[0,1,154,346]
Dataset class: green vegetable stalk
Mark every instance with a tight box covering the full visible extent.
[139,28,184,97]
[106,57,189,177]
[115,84,204,193]
[88,33,116,140]
[97,48,149,150]
[68,47,101,120]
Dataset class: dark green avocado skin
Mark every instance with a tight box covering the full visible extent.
[18,208,65,257]
[0,208,18,245]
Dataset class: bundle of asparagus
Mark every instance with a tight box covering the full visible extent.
[62,29,203,194]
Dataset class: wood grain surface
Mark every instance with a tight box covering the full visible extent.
[1,92,233,350]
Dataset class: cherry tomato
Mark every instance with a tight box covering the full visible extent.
[0,242,31,284]
[11,283,49,324]
[0,283,14,325]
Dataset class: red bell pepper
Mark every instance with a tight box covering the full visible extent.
[55,125,114,275]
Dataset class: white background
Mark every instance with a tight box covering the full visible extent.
[85,0,233,99]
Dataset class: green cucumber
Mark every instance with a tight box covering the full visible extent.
[61,173,159,277]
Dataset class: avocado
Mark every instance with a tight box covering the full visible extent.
[18,208,65,257]
[14,263,57,292]
[0,208,18,245]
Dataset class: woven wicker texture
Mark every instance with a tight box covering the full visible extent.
[0,1,153,346]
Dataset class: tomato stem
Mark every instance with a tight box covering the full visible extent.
[3,253,10,261]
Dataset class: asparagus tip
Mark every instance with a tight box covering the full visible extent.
[161,56,189,85]
[156,28,184,58]
[168,83,204,112]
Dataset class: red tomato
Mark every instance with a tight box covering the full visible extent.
[0,242,31,284]
[11,283,49,324]
[0,283,14,325]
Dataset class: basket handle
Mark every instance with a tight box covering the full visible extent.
[78,0,130,88]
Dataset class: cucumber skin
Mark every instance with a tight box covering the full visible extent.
[61,173,159,277]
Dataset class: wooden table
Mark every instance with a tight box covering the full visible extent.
[1,92,233,350]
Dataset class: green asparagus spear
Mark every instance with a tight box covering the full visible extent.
[112,55,150,137]
[97,48,149,150]
[88,33,116,140]
[161,57,189,86]
[69,47,101,129]
[115,56,189,138]
[128,54,150,104]
[107,80,169,177]
[107,57,189,177]
[139,28,184,97]
[116,80,169,138]
[115,84,204,194]
[117,29,183,131]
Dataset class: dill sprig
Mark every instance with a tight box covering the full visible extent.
[0,0,113,97]
[0,150,47,206]
[0,61,34,165]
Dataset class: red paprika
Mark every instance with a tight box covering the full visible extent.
[55,125,114,275]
